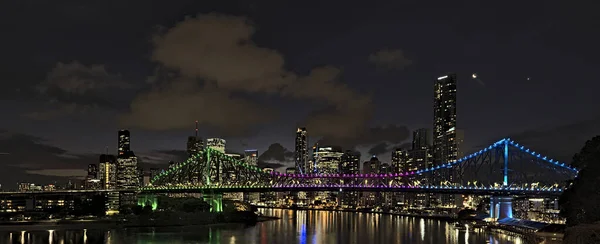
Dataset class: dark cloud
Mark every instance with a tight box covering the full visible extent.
[120,79,275,136]
[257,143,294,169]
[369,48,413,70]
[24,61,132,120]
[0,131,98,187]
[368,142,390,156]
[141,149,187,165]
[0,131,190,188]
[121,13,371,137]
[36,61,130,95]
[318,124,411,151]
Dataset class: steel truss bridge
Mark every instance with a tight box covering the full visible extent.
[139,138,578,214]
[144,138,577,193]
[0,138,578,215]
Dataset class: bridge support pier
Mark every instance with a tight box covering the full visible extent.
[490,196,513,220]
[137,194,158,211]
[203,193,223,213]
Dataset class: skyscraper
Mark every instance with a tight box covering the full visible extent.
[434,74,458,207]
[98,155,117,189]
[186,121,203,156]
[118,130,130,155]
[294,128,308,174]
[391,149,408,173]
[340,151,360,208]
[117,152,139,189]
[362,156,382,207]
[412,128,431,150]
[433,74,458,182]
[313,146,343,204]
[99,154,118,213]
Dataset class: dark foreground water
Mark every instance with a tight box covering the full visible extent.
[0,209,524,244]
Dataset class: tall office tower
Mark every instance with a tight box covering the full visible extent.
[259,168,277,205]
[186,121,203,156]
[340,151,360,208]
[86,164,100,190]
[433,74,458,181]
[313,146,343,204]
[405,129,435,207]
[294,128,309,174]
[99,155,117,189]
[117,151,138,207]
[206,138,226,153]
[206,138,226,183]
[118,130,130,156]
[412,128,431,150]
[313,146,343,174]
[242,151,261,203]
[99,154,118,213]
[88,164,98,179]
[391,149,408,173]
[117,152,139,189]
[362,156,382,207]
[244,150,259,166]
[391,149,408,206]
[433,74,458,207]
[379,163,394,206]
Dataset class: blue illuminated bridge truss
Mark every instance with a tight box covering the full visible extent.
[140,138,578,196]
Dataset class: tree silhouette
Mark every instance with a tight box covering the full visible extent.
[559,136,600,226]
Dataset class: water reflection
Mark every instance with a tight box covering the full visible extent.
[0,209,524,244]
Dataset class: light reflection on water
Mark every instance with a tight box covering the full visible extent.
[0,209,524,244]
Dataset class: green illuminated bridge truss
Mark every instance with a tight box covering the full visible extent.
[146,138,578,195]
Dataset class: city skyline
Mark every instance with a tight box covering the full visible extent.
[1,1,599,187]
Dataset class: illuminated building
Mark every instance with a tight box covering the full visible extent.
[206,138,226,153]
[223,153,244,201]
[243,150,259,203]
[186,121,203,156]
[406,129,434,207]
[244,150,259,166]
[340,150,360,208]
[379,163,394,206]
[260,168,277,205]
[362,156,381,207]
[313,146,343,204]
[117,130,130,156]
[433,74,458,207]
[117,152,139,189]
[513,197,564,224]
[206,138,226,183]
[294,127,309,174]
[99,154,118,213]
[98,155,117,189]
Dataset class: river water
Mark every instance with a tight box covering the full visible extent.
[0,209,524,244]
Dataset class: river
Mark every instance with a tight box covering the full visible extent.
[0,209,524,243]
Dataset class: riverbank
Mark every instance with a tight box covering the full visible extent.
[256,206,457,221]
[0,211,280,231]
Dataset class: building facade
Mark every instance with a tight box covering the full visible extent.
[433,74,458,207]
[294,128,309,174]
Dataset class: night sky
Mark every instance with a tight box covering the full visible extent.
[0,1,599,188]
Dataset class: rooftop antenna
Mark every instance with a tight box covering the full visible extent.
[195,120,199,139]
[105,146,108,155]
